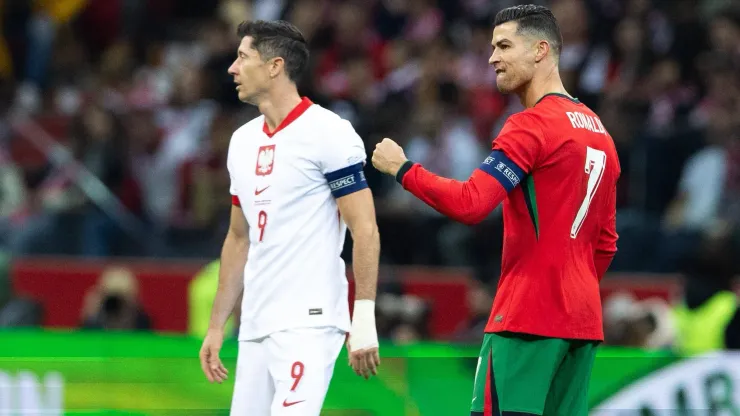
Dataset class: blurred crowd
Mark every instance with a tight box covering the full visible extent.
[1,0,740,348]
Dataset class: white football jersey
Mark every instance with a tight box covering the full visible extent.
[227,98,367,341]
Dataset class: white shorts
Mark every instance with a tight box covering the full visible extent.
[229,326,345,416]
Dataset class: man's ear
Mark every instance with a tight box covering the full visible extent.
[535,40,550,63]
[269,57,285,78]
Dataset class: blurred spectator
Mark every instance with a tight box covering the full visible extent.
[188,259,239,339]
[316,0,386,98]
[404,0,444,44]
[0,149,27,248]
[161,110,234,257]
[281,0,331,49]
[128,66,217,240]
[454,22,507,142]
[642,58,696,137]
[0,251,43,327]
[376,293,430,344]
[452,280,492,343]
[551,0,595,104]
[69,102,130,256]
[601,17,651,105]
[200,18,242,109]
[11,0,88,112]
[0,148,78,256]
[81,266,151,330]
[665,104,733,232]
[707,6,740,65]
[180,112,233,226]
[672,228,740,355]
[381,82,485,265]
[648,103,735,272]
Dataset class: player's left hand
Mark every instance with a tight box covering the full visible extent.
[372,138,408,177]
[346,339,380,380]
[347,300,381,379]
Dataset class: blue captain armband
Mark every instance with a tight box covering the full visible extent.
[479,150,525,192]
[325,163,368,198]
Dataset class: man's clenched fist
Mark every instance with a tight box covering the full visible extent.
[372,138,408,177]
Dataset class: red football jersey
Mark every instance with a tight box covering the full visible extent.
[482,93,620,340]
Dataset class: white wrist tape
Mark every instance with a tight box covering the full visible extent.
[349,300,378,351]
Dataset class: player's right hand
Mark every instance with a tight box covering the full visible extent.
[199,328,229,384]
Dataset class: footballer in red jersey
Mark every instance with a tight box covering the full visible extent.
[372,5,619,416]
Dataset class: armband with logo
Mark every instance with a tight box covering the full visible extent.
[325,163,368,198]
[479,150,525,192]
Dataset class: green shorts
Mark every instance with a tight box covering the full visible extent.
[470,332,598,416]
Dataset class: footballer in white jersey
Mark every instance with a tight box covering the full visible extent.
[199,20,381,416]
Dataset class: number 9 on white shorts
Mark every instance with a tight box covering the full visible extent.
[229,326,346,415]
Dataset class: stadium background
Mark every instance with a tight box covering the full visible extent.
[1,0,740,414]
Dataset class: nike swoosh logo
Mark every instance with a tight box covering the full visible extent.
[282,399,305,407]
[255,186,270,195]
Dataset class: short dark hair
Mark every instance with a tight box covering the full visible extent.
[493,5,562,56]
[237,20,309,83]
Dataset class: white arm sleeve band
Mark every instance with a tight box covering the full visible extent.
[349,300,378,351]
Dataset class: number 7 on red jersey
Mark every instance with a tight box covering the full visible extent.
[571,146,606,239]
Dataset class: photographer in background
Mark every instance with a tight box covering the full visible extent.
[602,292,674,350]
[81,266,151,330]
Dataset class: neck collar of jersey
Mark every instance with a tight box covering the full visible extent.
[263,97,314,138]
[535,93,580,106]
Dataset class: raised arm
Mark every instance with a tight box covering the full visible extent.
[372,113,543,225]
[393,154,513,225]
[373,141,528,224]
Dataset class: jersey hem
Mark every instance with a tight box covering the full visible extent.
[499,407,543,414]
[239,323,350,342]
[484,328,604,342]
